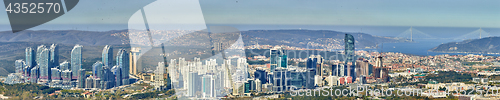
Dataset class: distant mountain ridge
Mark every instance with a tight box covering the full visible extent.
[0,30,127,46]
[241,29,410,49]
[429,37,500,53]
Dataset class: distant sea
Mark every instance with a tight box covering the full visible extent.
[1,24,499,56]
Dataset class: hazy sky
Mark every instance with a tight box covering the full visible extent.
[0,0,499,31]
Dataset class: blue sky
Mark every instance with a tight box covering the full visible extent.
[0,0,499,31]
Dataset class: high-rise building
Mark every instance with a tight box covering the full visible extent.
[254,68,267,84]
[273,67,290,92]
[38,48,51,82]
[36,45,46,63]
[202,75,213,98]
[102,45,113,68]
[270,46,287,72]
[307,55,323,76]
[92,61,103,79]
[187,72,197,97]
[86,77,93,88]
[344,34,355,79]
[50,44,59,68]
[30,66,39,83]
[71,45,83,80]
[61,70,72,82]
[93,79,101,89]
[101,66,115,89]
[77,69,86,88]
[154,62,165,90]
[25,47,36,68]
[130,47,140,76]
[15,60,25,73]
[117,49,130,85]
[51,68,61,80]
[59,61,70,71]
[112,65,122,87]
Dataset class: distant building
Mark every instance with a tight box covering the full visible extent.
[25,47,36,69]
[154,62,165,90]
[92,61,103,79]
[86,77,93,88]
[51,68,61,80]
[30,66,39,83]
[344,34,355,79]
[102,45,113,68]
[77,69,86,88]
[112,65,122,87]
[38,47,51,82]
[49,44,59,68]
[59,61,70,71]
[117,49,129,85]
[71,45,83,80]
[130,47,140,76]
[270,46,287,72]
[15,60,25,73]
[273,67,290,92]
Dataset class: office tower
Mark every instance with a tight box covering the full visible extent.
[30,66,39,83]
[61,70,72,82]
[314,75,322,86]
[15,60,25,73]
[307,55,323,76]
[50,44,59,67]
[71,45,83,79]
[59,61,70,71]
[86,77,93,88]
[254,68,267,84]
[344,34,355,79]
[375,56,383,78]
[51,68,61,80]
[355,59,370,78]
[154,62,165,90]
[92,61,103,79]
[77,69,86,88]
[102,45,113,68]
[305,68,315,89]
[130,47,140,76]
[38,48,51,82]
[270,46,287,72]
[273,67,290,92]
[117,49,129,85]
[25,47,36,68]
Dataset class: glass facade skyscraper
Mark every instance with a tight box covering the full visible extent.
[50,44,59,68]
[39,48,50,81]
[344,34,355,79]
[93,61,103,79]
[270,47,287,72]
[117,49,129,85]
[71,45,83,79]
[102,45,113,67]
[25,47,36,68]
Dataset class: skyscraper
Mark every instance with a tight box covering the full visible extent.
[102,45,113,68]
[77,69,86,88]
[112,65,122,86]
[117,49,129,85]
[25,47,36,68]
[130,47,140,76]
[154,62,165,90]
[93,61,103,79]
[36,45,46,63]
[50,44,59,68]
[270,46,287,72]
[344,34,355,79]
[15,60,25,73]
[51,68,61,80]
[39,48,51,82]
[71,45,83,79]
[30,66,39,83]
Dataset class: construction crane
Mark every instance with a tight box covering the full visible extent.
[208,31,237,97]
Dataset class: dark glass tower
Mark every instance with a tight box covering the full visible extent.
[270,47,287,72]
[344,34,355,79]
[93,61,103,79]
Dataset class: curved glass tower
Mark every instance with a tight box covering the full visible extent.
[71,45,83,79]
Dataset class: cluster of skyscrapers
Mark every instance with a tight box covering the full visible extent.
[8,44,132,90]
